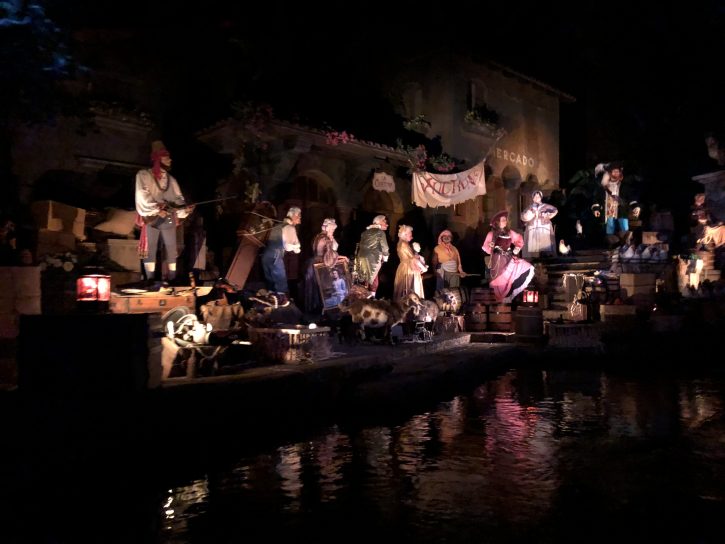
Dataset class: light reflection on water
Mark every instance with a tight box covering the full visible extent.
[162,369,725,542]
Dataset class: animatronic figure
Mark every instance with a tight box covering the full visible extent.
[354,215,389,297]
[482,210,535,303]
[520,190,557,258]
[394,224,428,301]
[135,141,194,282]
[591,161,640,240]
[691,193,725,249]
[432,229,467,290]
[261,207,301,306]
[338,292,425,344]
[303,217,345,313]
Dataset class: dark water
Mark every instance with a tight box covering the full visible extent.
[3,364,725,543]
[155,368,725,544]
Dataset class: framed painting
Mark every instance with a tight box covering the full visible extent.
[314,261,351,312]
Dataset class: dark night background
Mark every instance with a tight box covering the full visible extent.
[4,4,725,543]
[4,0,725,223]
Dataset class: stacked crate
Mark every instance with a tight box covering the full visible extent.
[619,273,656,310]
[32,200,86,257]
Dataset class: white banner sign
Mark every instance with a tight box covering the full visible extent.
[412,160,486,208]
[372,171,396,192]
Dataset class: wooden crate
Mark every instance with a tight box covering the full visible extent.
[31,200,86,239]
[599,304,637,321]
[110,292,195,314]
[104,239,141,271]
[620,272,656,301]
[36,229,77,256]
[619,273,656,287]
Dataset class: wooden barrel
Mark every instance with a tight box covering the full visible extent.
[464,303,488,331]
[488,304,512,332]
[454,286,468,306]
[514,306,543,342]
[469,287,497,305]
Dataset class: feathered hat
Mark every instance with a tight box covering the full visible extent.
[490,210,509,227]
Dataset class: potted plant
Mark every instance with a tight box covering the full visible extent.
[464,103,500,136]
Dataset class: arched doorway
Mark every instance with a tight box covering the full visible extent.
[359,184,404,227]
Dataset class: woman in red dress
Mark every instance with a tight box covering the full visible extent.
[482,210,534,303]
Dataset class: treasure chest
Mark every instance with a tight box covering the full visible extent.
[110,291,196,314]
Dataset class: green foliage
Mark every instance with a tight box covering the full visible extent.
[403,114,431,133]
[0,1,82,122]
[464,103,500,127]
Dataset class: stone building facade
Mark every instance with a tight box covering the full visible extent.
[198,54,573,280]
[10,106,152,209]
[391,55,572,237]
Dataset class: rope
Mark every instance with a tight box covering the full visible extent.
[246,211,283,223]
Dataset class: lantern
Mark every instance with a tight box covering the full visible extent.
[522,289,539,306]
[76,267,111,313]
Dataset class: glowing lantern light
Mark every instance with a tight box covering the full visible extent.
[522,289,539,305]
[76,267,111,312]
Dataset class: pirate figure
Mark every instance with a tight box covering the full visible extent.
[135,141,193,282]
[591,161,640,244]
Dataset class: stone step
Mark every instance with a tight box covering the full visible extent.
[544,263,610,272]
[470,331,516,344]
[541,253,610,262]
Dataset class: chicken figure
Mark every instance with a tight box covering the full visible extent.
[559,239,572,255]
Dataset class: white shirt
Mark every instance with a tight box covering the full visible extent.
[282,220,301,253]
[135,169,190,219]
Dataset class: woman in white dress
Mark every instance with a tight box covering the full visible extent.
[520,190,557,258]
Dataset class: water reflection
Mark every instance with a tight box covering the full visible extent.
[163,368,725,542]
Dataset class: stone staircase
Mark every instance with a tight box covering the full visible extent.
[535,249,612,319]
